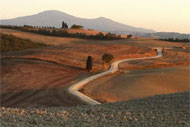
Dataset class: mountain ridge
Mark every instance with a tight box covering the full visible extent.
[0,10,155,34]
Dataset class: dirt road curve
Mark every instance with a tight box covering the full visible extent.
[68,48,163,105]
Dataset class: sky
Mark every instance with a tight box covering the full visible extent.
[0,0,190,33]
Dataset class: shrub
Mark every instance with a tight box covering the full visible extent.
[102,54,114,63]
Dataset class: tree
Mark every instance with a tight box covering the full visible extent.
[96,32,105,39]
[86,56,93,72]
[71,24,84,29]
[102,54,114,69]
[62,21,68,29]
[62,21,65,28]
[65,23,68,28]
[127,34,132,39]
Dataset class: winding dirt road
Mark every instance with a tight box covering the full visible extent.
[68,48,163,105]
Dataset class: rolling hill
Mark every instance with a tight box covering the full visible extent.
[0,10,155,34]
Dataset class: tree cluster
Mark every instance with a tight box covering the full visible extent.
[62,21,68,28]
[71,24,84,29]
[85,53,114,72]
[0,25,123,40]
[127,34,133,39]
[160,38,190,43]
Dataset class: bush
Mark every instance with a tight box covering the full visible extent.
[102,54,114,63]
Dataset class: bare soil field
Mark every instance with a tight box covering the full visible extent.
[1,58,89,108]
[82,66,189,102]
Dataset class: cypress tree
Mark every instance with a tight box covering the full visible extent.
[86,56,93,72]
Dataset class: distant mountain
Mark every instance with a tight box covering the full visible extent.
[0,10,155,34]
[136,32,190,39]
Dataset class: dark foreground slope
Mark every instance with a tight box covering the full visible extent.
[1,91,189,127]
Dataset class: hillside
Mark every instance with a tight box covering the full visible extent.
[0,33,48,52]
[1,29,158,108]
[0,10,155,34]
[0,27,189,127]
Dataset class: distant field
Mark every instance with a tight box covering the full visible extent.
[0,28,187,48]
[66,28,107,36]
[82,66,189,102]
[119,48,190,70]
[0,28,86,45]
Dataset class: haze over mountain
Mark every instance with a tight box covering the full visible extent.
[137,32,190,39]
[0,10,155,34]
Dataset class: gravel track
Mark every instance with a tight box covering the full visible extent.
[1,91,189,127]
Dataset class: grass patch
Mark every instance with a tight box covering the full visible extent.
[0,33,48,52]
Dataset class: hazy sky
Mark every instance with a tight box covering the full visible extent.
[0,0,189,33]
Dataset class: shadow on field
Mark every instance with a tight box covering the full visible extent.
[0,88,86,108]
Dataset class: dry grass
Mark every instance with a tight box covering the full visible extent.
[66,28,107,36]
[0,28,86,45]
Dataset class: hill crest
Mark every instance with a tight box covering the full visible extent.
[0,10,155,34]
